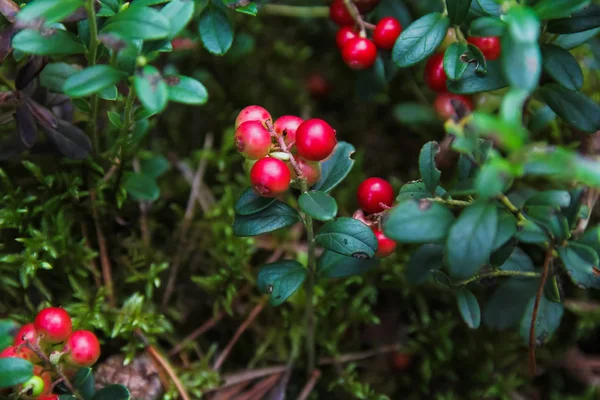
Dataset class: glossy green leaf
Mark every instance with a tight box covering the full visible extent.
[505,7,541,43]
[396,181,447,202]
[501,37,541,92]
[538,84,600,133]
[579,225,600,254]
[534,0,591,20]
[17,0,82,24]
[484,277,539,330]
[447,60,508,94]
[406,244,444,284]
[446,0,471,25]
[316,217,378,259]
[12,29,85,55]
[124,173,159,201]
[558,242,600,289]
[516,219,549,244]
[39,63,78,92]
[233,201,301,237]
[166,76,208,105]
[0,320,18,352]
[198,5,234,56]
[71,368,95,400]
[523,205,570,241]
[547,5,600,33]
[470,17,506,37]
[392,12,449,67]
[443,42,469,81]
[500,88,528,124]
[235,3,258,16]
[474,157,512,199]
[92,384,130,400]
[519,294,564,346]
[107,111,122,128]
[63,65,125,97]
[312,142,355,193]
[317,250,379,278]
[529,105,557,134]
[555,27,600,49]
[0,358,34,388]
[456,289,481,329]
[541,44,583,91]
[140,156,169,178]
[101,6,171,40]
[447,202,498,280]
[493,210,517,251]
[161,0,195,40]
[419,141,441,194]
[257,260,306,306]
[525,190,571,209]
[134,66,168,114]
[384,199,455,244]
[467,43,487,74]
[99,86,118,101]
[298,191,338,222]
[475,0,502,16]
[234,187,276,216]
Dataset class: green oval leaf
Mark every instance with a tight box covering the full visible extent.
[541,44,583,91]
[167,75,208,105]
[17,0,82,24]
[526,190,571,208]
[484,276,539,330]
[71,367,95,400]
[447,202,498,280]
[0,358,34,388]
[456,289,481,329]
[298,191,338,222]
[12,29,85,55]
[519,294,564,346]
[312,142,356,193]
[198,5,233,56]
[558,242,600,289]
[234,187,276,216]
[317,250,379,278]
[161,0,195,40]
[533,0,591,20]
[555,27,600,49]
[140,155,169,178]
[92,384,130,400]
[315,217,378,259]
[470,17,507,37]
[443,42,469,81]
[406,243,444,284]
[501,38,541,92]
[516,219,549,244]
[476,0,502,16]
[446,0,471,25]
[538,84,600,133]
[447,60,508,94]
[493,210,517,251]
[39,62,78,92]
[101,6,171,40]
[124,172,159,201]
[384,199,455,243]
[396,181,447,202]
[419,141,441,194]
[392,12,449,67]
[63,65,125,97]
[233,201,301,237]
[134,66,168,114]
[547,4,600,33]
[257,260,306,306]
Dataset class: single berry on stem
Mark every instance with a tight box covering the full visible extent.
[424,53,447,93]
[274,115,304,146]
[336,26,358,50]
[373,17,402,50]
[467,36,501,60]
[289,158,321,187]
[13,323,38,346]
[341,37,378,70]
[329,0,354,26]
[19,375,45,397]
[34,307,72,344]
[63,330,101,368]
[250,158,291,198]
[357,177,394,213]
[295,119,337,161]
[434,93,473,120]
[235,121,272,160]
[235,105,272,128]
[373,228,396,257]
[0,345,35,362]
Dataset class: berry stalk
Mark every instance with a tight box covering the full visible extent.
[264,120,305,181]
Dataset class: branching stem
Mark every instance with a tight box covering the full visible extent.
[452,269,541,287]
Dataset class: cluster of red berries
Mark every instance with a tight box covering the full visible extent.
[0,307,100,399]
[235,105,337,198]
[426,31,501,119]
[330,0,402,70]
[353,177,397,258]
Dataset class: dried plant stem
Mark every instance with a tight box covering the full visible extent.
[529,244,554,376]
[297,370,321,400]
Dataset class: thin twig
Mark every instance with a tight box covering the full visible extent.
[234,374,281,400]
[319,343,400,365]
[297,370,321,400]
[265,120,304,179]
[529,244,554,376]
[213,298,267,370]
[90,189,115,306]
[162,134,214,308]
[342,0,367,36]
[213,381,251,400]
[452,269,541,287]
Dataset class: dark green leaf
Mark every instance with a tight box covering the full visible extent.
[39,63,78,92]
[456,289,481,329]
[234,187,276,216]
[101,6,171,40]
[124,173,159,201]
[558,242,600,289]
[547,5,600,33]
[529,105,557,134]
[140,156,169,178]
[312,142,355,193]
[541,44,583,91]
[555,27,600,49]
[534,0,591,20]
[167,76,208,105]
[17,0,82,24]
[92,384,130,400]
[519,294,564,346]
[579,225,600,255]
[471,112,527,151]
[99,86,118,101]
[493,210,517,251]
[107,111,122,128]
[0,320,18,352]
[396,181,447,202]
[198,5,234,56]
[298,191,338,222]
[484,277,539,330]
[134,66,168,114]
[393,103,438,125]
[71,368,95,400]
[516,219,549,244]
[63,65,125,97]
[0,358,33,388]
[525,190,571,209]
[392,12,449,67]
[470,17,507,37]
[406,244,444,284]
[446,0,471,24]
[419,141,441,194]
[443,42,469,81]
[523,205,570,241]
[384,199,455,243]
[161,0,195,40]
[447,60,508,94]
[130,0,169,5]
[538,84,600,133]
[447,202,498,279]
[257,260,306,306]
[501,37,541,92]
[317,250,379,278]
[467,43,487,74]
[316,217,378,259]
[233,201,301,237]
[12,29,85,55]
[475,0,502,16]
[235,3,258,16]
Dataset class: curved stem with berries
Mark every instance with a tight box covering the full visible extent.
[342,0,370,36]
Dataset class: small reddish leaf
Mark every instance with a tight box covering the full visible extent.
[40,119,91,160]
[16,56,47,90]
[25,98,57,129]
[15,105,37,148]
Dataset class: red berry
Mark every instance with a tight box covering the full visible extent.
[289,158,321,187]
[63,330,101,368]
[34,307,72,344]
[424,53,447,92]
[373,17,402,50]
[329,0,354,26]
[433,93,473,120]
[274,115,304,146]
[306,73,331,98]
[336,26,358,50]
[235,121,272,160]
[373,228,396,257]
[0,345,34,362]
[171,37,195,51]
[13,323,38,347]
[357,177,394,214]
[39,396,59,400]
[295,119,337,161]
[235,105,272,129]
[391,351,412,370]
[250,158,291,198]
[341,37,378,70]
[467,36,501,60]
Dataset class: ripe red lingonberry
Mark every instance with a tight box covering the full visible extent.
[39,395,59,400]
[424,53,447,92]
[391,351,412,370]
[357,177,394,214]
[235,105,272,129]
[373,229,396,257]
[306,73,331,98]
[289,158,321,187]
[274,115,304,146]
[433,93,473,120]
[34,307,72,344]
[373,17,402,50]
[235,121,272,160]
[329,0,353,26]
[295,119,337,161]
[0,345,34,362]
[341,37,378,70]
[13,323,38,347]
[250,158,291,198]
[336,26,358,50]
[467,36,501,60]
[63,330,101,368]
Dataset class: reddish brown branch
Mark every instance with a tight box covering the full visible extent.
[297,370,321,400]
[264,120,304,180]
[90,189,115,306]
[529,244,554,376]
